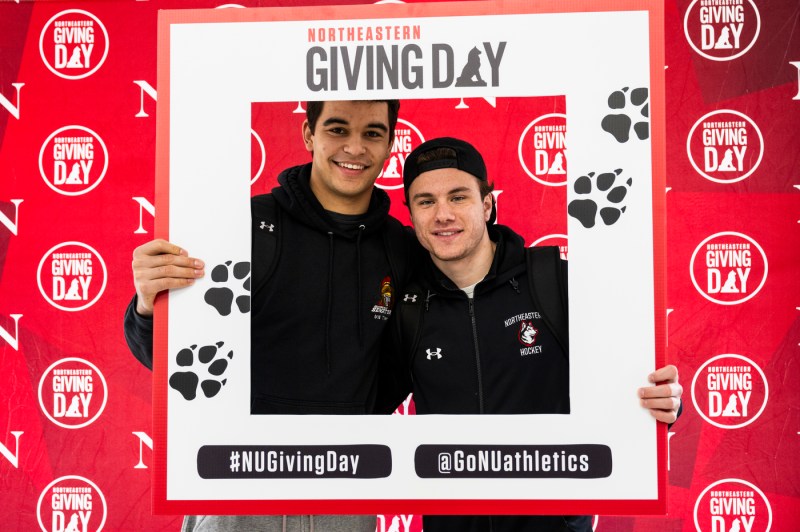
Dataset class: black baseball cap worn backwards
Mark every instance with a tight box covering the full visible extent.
[403,137,488,192]
[403,136,496,224]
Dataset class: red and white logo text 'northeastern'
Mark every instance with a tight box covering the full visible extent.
[39,126,109,196]
[686,110,763,184]
[38,358,108,430]
[691,354,768,429]
[37,476,107,532]
[694,478,772,532]
[37,242,108,312]
[690,232,767,305]
[683,0,761,62]
[376,118,424,190]
[39,10,109,80]
[518,113,567,186]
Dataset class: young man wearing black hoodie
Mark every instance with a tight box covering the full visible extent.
[124,100,412,532]
[399,137,682,532]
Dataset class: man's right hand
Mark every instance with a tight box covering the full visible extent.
[132,239,205,317]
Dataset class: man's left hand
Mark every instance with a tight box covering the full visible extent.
[639,365,682,424]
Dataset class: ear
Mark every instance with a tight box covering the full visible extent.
[483,193,493,222]
[302,120,314,153]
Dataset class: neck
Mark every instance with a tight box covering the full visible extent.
[309,178,371,215]
[434,235,496,289]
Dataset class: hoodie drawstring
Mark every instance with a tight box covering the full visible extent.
[509,277,520,294]
[356,225,366,347]
[325,232,335,375]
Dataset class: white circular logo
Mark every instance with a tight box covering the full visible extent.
[39,10,109,80]
[37,242,108,312]
[683,0,761,61]
[694,478,772,532]
[689,232,767,305]
[250,128,266,185]
[37,475,107,532]
[518,113,567,186]
[690,354,768,429]
[38,357,108,429]
[39,126,109,196]
[376,118,425,190]
[686,110,763,184]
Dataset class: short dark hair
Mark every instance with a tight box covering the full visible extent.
[305,100,400,143]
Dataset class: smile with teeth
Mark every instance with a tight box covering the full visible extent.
[434,230,462,237]
[337,161,367,170]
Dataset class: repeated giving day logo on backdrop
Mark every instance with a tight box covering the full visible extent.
[690,232,767,305]
[37,476,107,532]
[518,113,567,186]
[37,242,107,311]
[39,126,108,195]
[686,110,763,184]
[683,0,760,61]
[690,354,768,429]
[376,118,424,190]
[694,479,772,532]
[38,358,108,429]
[39,9,109,79]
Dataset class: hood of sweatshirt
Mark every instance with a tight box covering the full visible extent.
[266,162,395,373]
[271,163,391,238]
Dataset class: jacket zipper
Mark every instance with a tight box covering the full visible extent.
[468,298,485,414]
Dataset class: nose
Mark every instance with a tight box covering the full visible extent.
[343,135,366,155]
[434,201,455,223]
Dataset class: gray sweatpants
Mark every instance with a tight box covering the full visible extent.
[181,515,377,532]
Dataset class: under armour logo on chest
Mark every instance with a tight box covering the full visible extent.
[426,348,442,360]
[259,221,274,232]
[403,293,418,302]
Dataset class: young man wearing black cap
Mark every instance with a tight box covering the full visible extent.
[398,137,682,531]
[124,100,412,532]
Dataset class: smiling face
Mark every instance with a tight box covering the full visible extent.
[408,167,495,283]
[302,101,392,214]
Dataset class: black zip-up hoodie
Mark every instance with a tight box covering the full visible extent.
[124,163,412,415]
[407,225,585,531]
[410,223,570,415]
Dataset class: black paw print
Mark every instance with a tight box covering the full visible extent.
[568,169,632,228]
[169,341,232,400]
[601,87,649,143]
[204,261,250,316]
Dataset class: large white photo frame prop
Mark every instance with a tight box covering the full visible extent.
[153,0,666,515]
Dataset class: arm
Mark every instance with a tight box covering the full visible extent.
[123,239,204,369]
[638,364,682,424]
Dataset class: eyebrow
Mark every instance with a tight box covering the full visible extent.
[321,117,388,133]
[411,186,472,202]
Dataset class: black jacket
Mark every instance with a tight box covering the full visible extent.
[124,163,413,415]
[399,225,587,532]
[407,224,570,416]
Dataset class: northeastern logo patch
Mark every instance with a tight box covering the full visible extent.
[505,312,543,356]
[371,276,394,320]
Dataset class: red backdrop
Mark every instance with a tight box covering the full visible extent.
[1,1,798,531]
